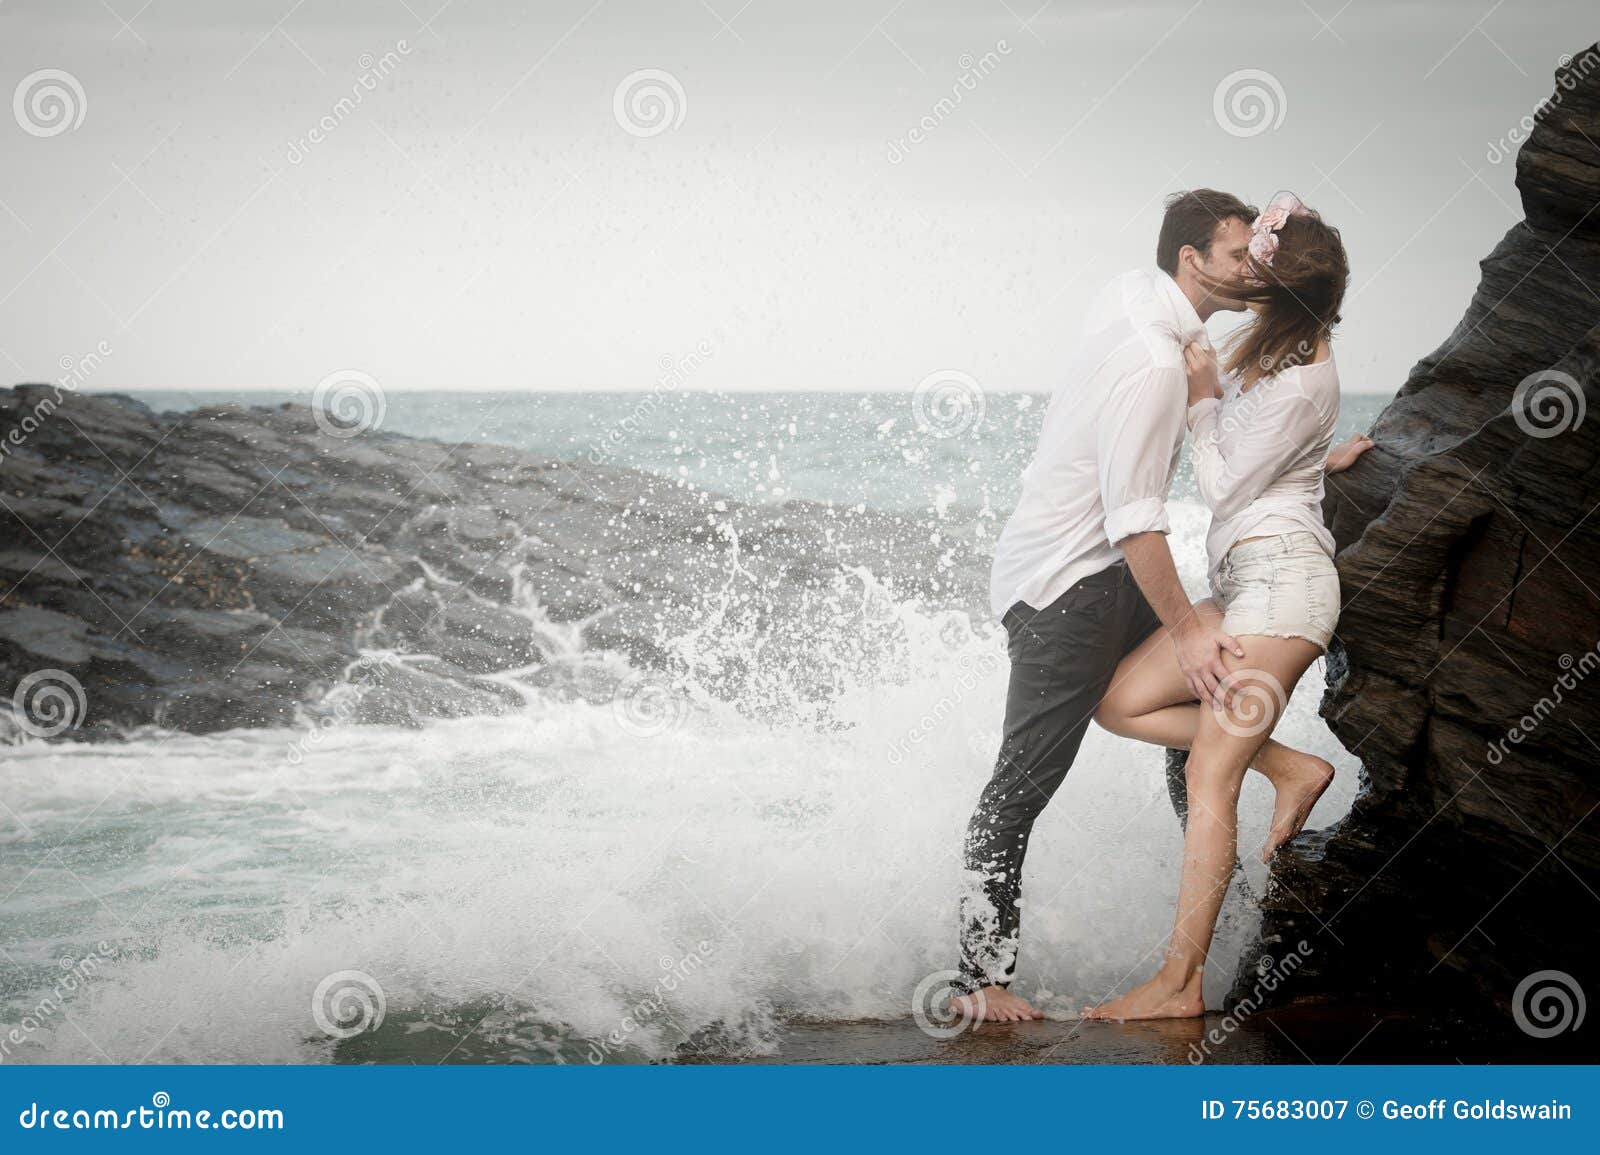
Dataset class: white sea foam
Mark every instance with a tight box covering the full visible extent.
[0,503,1359,1062]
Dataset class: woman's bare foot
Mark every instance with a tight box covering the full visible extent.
[1081,967,1204,1022]
[950,986,1043,1023]
[1259,749,1334,862]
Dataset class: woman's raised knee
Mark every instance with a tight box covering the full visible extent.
[1092,696,1128,735]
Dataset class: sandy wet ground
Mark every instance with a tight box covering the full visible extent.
[692,1005,1591,1065]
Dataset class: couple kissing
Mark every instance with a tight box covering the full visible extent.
[953,188,1374,1024]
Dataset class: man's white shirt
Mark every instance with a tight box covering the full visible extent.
[989,269,1205,620]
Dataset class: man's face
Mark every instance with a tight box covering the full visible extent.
[1190,217,1253,311]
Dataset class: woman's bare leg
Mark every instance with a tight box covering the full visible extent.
[1094,605,1334,861]
[1083,634,1323,1021]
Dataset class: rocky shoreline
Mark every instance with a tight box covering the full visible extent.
[4,47,1597,1050]
[0,389,986,739]
[1228,45,1600,1038]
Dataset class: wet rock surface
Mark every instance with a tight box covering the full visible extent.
[1230,47,1600,1046]
[681,1004,1585,1065]
[0,390,987,737]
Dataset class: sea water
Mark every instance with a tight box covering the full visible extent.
[0,391,1386,1063]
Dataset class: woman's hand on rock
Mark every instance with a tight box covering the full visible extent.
[1326,432,1375,474]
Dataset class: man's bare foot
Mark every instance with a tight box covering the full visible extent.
[1260,750,1334,862]
[1081,968,1204,1022]
[950,985,1043,1023]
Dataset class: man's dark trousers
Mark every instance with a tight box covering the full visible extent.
[956,560,1162,994]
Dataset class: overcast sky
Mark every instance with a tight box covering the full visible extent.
[0,0,1594,394]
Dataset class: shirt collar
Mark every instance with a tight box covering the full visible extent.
[1155,270,1206,345]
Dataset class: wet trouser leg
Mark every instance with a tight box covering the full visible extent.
[956,562,1161,994]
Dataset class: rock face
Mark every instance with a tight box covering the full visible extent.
[0,391,985,738]
[1232,46,1600,1043]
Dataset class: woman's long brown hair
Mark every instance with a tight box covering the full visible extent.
[1219,209,1349,387]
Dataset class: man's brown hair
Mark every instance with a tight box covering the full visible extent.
[1155,189,1257,275]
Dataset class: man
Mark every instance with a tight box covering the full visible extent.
[952,190,1258,1023]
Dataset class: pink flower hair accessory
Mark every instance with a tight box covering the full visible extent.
[1247,190,1306,265]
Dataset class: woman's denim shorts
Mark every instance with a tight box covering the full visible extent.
[1213,531,1340,650]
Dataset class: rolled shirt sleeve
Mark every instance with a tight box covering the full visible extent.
[1187,381,1322,521]
[1098,365,1187,545]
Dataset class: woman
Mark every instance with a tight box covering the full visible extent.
[1083,192,1373,1022]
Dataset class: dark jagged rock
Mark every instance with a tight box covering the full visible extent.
[0,389,986,737]
[1228,46,1600,1045]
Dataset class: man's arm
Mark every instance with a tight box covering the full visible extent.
[1097,364,1242,708]
[1119,531,1242,708]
